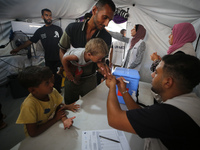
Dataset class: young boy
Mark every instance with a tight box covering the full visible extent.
[16,66,80,137]
[62,38,108,84]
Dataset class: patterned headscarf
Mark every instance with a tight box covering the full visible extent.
[167,22,196,54]
[129,24,146,50]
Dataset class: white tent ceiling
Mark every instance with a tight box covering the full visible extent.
[0,0,200,27]
[0,0,200,92]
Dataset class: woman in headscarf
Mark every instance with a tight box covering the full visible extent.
[108,24,146,72]
[150,22,196,72]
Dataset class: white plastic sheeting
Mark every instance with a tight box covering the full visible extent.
[0,0,200,86]
[0,0,200,26]
[126,6,200,82]
[0,0,95,20]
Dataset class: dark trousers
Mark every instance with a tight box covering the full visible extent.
[64,75,97,104]
[45,60,62,93]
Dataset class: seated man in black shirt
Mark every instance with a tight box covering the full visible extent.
[106,53,200,150]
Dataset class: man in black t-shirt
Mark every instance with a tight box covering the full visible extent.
[106,53,200,150]
[10,8,63,93]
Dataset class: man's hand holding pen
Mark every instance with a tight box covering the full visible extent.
[106,75,128,94]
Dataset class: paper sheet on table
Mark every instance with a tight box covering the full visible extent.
[82,129,131,150]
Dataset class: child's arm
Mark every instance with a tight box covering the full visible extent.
[26,106,66,137]
[62,54,79,81]
[59,104,77,129]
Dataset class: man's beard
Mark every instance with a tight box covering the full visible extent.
[151,87,162,103]
[93,16,104,30]
[151,86,160,95]
[151,86,156,93]
[44,19,52,25]
[93,17,99,30]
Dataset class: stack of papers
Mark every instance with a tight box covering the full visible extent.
[82,129,131,150]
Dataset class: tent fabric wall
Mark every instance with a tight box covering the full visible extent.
[125,5,200,97]
[1,0,200,24]
[125,6,200,83]
[126,6,171,82]
[0,0,200,87]
[0,0,96,20]
[0,41,45,85]
[0,18,75,85]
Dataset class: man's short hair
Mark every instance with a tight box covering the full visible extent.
[85,38,108,56]
[18,66,53,89]
[162,53,200,91]
[84,13,92,19]
[41,8,51,15]
[95,0,116,12]
[120,29,126,36]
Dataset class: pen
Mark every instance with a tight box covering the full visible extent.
[99,135,120,143]
[123,80,129,84]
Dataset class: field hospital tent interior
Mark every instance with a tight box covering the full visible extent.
[1,0,200,89]
[0,0,200,149]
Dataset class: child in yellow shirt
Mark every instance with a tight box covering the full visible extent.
[16,66,80,137]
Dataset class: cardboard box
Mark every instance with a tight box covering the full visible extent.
[113,67,140,104]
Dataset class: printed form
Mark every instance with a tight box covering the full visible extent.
[82,129,131,150]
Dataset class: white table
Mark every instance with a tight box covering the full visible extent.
[11,82,145,150]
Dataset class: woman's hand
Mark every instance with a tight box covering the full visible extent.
[150,52,161,61]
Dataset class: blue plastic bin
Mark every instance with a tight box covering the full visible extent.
[112,67,140,104]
